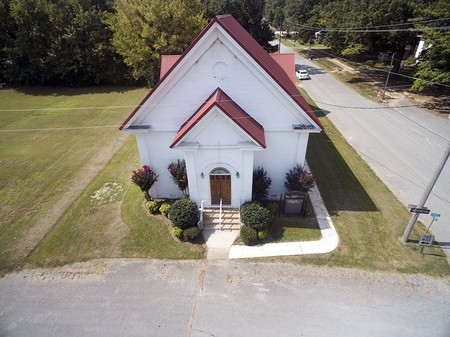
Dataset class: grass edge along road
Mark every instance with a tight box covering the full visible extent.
[1,87,449,276]
[265,88,449,276]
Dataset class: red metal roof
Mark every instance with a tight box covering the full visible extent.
[170,88,266,148]
[120,15,323,130]
[270,53,296,85]
[214,15,322,129]
[160,55,181,79]
[160,53,296,83]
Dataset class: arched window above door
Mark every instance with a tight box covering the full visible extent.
[210,167,230,175]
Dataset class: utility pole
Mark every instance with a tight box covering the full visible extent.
[381,52,395,100]
[402,142,450,242]
[278,19,282,53]
[309,30,312,59]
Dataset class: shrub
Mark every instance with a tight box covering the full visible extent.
[341,43,364,58]
[258,229,270,240]
[131,165,158,200]
[147,201,160,214]
[168,159,188,195]
[266,202,279,223]
[240,200,261,213]
[183,226,201,241]
[284,164,315,192]
[172,227,183,240]
[240,226,258,246]
[159,203,171,218]
[240,202,271,231]
[169,198,199,229]
[252,167,272,201]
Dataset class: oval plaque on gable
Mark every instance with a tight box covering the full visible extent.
[212,61,228,80]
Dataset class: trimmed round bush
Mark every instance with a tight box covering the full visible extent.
[147,200,160,214]
[240,226,258,246]
[240,202,271,231]
[172,226,183,240]
[169,198,199,229]
[183,226,201,241]
[159,203,171,218]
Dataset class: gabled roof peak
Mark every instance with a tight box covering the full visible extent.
[120,15,323,131]
[170,88,266,149]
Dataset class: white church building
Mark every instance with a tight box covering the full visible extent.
[120,15,323,209]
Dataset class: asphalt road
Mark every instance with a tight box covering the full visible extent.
[1,259,449,337]
[281,44,450,252]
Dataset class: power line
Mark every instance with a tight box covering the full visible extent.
[315,48,450,89]
[285,19,450,33]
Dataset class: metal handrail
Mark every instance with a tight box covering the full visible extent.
[198,199,205,230]
[219,198,223,230]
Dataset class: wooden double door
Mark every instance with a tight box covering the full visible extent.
[210,174,231,205]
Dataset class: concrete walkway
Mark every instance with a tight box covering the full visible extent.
[202,182,339,259]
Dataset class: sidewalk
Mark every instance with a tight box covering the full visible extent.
[229,183,339,259]
[203,183,339,259]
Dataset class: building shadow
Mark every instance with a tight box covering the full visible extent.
[306,119,379,213]
[295,64,327,76]
[13,85,143,97]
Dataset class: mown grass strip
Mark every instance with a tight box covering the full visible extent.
[28,138,205,268]
[0,87,148,272]
[272,89,449,276]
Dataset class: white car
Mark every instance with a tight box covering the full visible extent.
[296,69,310,80]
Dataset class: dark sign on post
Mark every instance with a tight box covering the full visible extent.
[409,207,430,214]
[284,191,308,216]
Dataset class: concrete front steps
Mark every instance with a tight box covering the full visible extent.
[202,208,240,231]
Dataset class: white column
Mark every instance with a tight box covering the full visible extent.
[184,151,199,204]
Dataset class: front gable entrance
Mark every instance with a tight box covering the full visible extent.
[209,167,231,205]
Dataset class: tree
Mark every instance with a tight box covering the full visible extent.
[0,0,14,83]
[284,164,315,192]
[3,0,127,86]
[411,1,450,90]
[320,0,419,74]
[252,167,272,200]
[283,0,316,42]
[106,0,207,86]
[264,0,286,28]
[4,0,53,84]
[168,159,189,196]
[131,165,159,200]
[203,0,278,52]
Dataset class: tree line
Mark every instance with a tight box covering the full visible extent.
[2,0,448,90]
[0,0,276,87]
[265,0,449,90]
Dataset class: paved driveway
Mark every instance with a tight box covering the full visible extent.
[1,260,449,337]
[281,44,450,253]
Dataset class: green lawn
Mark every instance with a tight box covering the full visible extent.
[273,89,450,276]
[0,87,148,272]
[271,214,321,243]
[1,86,448,276]
[28,138,205,267]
